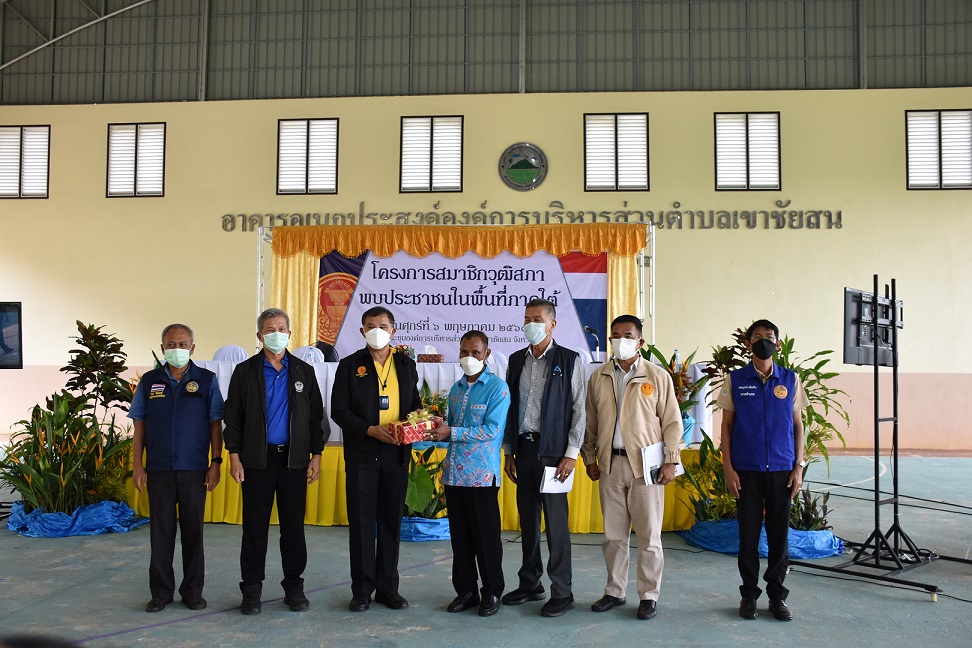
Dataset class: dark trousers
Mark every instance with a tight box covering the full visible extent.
[514,439,572,599]
[736,469,792,601]
[240,448,308,590]
[146,469,207,600]
[445,484,505,598]
[346,444,408,598]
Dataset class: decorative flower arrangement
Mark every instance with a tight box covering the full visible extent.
[394,344,416,360]
[403,380,450,519]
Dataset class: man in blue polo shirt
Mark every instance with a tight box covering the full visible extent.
[718,319,809,622]
[129,324,224,613]
[430,330,511,617]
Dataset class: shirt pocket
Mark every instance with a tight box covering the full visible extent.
[468,404,487,426]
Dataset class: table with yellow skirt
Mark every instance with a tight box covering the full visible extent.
[128,445,698,533]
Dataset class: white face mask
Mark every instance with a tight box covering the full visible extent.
[458,356,485,377]
[163,348,191,369]
[365,327,391,350]
[611,337,641,361]
[262,332,289,354]
[523,322,548,346]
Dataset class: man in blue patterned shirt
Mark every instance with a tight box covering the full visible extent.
[430,330,511,618]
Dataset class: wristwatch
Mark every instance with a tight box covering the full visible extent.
[797,460,807,468]
[211,457,223,465]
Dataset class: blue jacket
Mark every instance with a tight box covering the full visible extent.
[442,367,511,488]
[729,363,798,472]
[138,362,218,472]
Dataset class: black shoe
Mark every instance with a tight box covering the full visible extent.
[183,597,207,611]
[284,590,310,612]
[240,584,262,616]
[478,594,501,617]
[739,597,758,620]
[769,599,792,621]
[447,591,481,613]
[591,595,626,612]
[349,595,371,612]
[637,600,657,620]
[375,591,409,609]
[501,586,546,606]
[541,596,575,617]
[145,597,173,613]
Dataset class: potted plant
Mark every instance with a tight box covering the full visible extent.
[641,345,710,445]
[1,321,145,537]
[400,381,450,541]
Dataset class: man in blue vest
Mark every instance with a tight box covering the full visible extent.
[718,319,809,622]
[129,324,224,613]
[502,298,586,617]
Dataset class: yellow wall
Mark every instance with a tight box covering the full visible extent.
[1,87,971,448]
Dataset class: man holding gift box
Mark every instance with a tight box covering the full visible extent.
[502,298,586,618]
[430,330,511,617]
[331,306,422,613]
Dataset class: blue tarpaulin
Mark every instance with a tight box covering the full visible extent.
[676,519,845,559]
[7,500,149,538]
[400,516,450,542]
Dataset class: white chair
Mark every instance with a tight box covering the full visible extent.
[293,345,327,364]
[212,345,248,362]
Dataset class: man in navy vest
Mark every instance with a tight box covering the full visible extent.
[718,319,809,622]
[129,324,224,613]
[502,298,586,617]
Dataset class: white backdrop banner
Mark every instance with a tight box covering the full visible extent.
[326,250,607,362]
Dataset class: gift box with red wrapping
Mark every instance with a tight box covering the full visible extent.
[390,416,436,444]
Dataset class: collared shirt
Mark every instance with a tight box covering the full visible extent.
[442,366,511,487]
[264,354,290,445]
[128,364,223,422]
[612,356,641,449]
[515,340,585,459]
[716,369,809,413]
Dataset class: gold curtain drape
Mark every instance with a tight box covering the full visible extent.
[607,252,639,331]
[271,223,648,259]
[270,249,319,347]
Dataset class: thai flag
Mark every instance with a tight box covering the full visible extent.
[150,383,165,396]
[558,252,608,357]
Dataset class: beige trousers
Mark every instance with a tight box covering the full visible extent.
[598,454,665,601]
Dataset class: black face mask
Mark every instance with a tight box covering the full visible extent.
[752,338,776,360]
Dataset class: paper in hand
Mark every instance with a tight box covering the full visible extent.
[641,441,685,485]
[540,466,575,493]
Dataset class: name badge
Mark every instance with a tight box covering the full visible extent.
[379,395,390,410]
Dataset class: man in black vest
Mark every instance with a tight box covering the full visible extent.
[129,324,224,613]
[502,298,586,617]
[331,306,422,613]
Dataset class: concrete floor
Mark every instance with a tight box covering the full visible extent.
[1,455,970,648]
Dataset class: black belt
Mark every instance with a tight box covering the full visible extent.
[611,448,627,456]
[268,443,289,453]
[520,433,538,443]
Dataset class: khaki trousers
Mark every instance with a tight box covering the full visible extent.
[598,454,665,601]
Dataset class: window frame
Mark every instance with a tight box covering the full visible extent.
[905,109,972,191]
[106,122,166,198]
[583,112,650,192]
[276,117,340,195]
[399,115,464,193]
[0,124,51,199]
[713,112,782,192]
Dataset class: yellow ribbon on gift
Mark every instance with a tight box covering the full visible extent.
[405,409,434,426]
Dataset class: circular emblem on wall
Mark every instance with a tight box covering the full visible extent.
[499,143,548,191]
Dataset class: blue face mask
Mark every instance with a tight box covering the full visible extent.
[263,331,289,354]
[523,322,548,346]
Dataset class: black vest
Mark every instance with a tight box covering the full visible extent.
[506,343,578,458]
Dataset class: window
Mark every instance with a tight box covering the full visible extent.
[277,119,339,194]
[0,125,50,198]
[715,113,780,190]
[107,123,165,197]
[400,116,463,192]
[584,114,649,191]
[906,110,972,189]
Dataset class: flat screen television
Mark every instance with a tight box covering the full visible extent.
[842,288,897,367]
[0,302,23,369]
